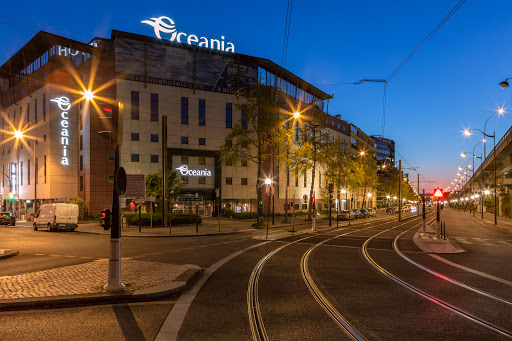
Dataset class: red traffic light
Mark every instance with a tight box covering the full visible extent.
[312,197,316,203]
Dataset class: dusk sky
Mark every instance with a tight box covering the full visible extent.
[2,0,511,192]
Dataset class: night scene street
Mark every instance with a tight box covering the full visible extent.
[1,1,512,340]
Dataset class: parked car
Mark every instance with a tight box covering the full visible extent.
[337,210,355,220]
[0,212,15,226]
[33,203,79,232]
[361,209,371,218]
[368,208,377,217]
[353,209,363,219]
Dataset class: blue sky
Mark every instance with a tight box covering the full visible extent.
[1,0,512,192]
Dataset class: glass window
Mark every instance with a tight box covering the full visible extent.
[241,159,248,167]
[131,91,139,120]
[131,133,139,141]
[199,138,205,145]
[198,157,205,165]
[226,177,232,185]
[302,204,307,210]
[181,156,188,164]
[181,136,188,144]
[198,177,206,184]
[150,93,158,121]
[181,97,188,124]
[304,171,307,187]
[131,154,139,162]
[351,137,357,146]
[80,155,83,170]
[80,176,84,191]
[27,103,30,123]
[108,153,115,161]
[151,155,158,163]
[226,139,232,146]
[181,176,189,185]
[199,99,205,126]
[43,94,46,120]
[241,110,247,130]
[241,178,248,185]
[151,134,159,142]
[34,98,38,123]
[226,103,232,128]
[79,135,83,150]
[108,175,114,183]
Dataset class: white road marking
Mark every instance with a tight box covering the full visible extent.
[34,253,45,256]
[430,254,512,286]
[454,238,472,244]
[497,241,512,246]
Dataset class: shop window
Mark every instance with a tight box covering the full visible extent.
[226,177,232,185]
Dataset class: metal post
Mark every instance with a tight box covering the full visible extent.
[328,191,332,227]
[162,116,167,229]
[398,160,402,222]
[266,192,271,239]
[292,199,295,235]
[195,203,199,233]
[311,190,317,232]
[150,203,153,228]
[104,143,124,291]
[138,205,142,233]
[417,173,420,216]
[34,142,37,215]
[493,132,497,225]
[169,204,173,234]
[347,191,350,226]
[435,199,441,239]
[421,189,426,236]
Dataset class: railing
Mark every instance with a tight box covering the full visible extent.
[462,124,512,191]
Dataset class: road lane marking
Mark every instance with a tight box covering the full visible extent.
[429,254,512,287]
[498,241,512,246]
[454,238,472,244]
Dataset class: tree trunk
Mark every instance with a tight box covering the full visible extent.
[257,156,262,226]
[285,165,289,220]
[308,160,317,220]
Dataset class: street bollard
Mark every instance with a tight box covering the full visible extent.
[196,203,199,234]
[138,205,141,233]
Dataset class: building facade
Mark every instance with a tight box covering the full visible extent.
[0,29,377,218]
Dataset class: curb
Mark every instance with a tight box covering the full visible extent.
[463,212,512,235]
[0,265,202,311]
[0,249,19,260]
[412,217,465,254]
[76,230,242,238]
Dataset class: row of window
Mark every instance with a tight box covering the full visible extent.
[2,94,47,129]
[0,156,47,187]
[130,154,159,163]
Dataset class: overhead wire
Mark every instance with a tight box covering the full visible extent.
[281,0,294,67]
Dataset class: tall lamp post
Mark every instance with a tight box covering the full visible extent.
[465,129,497,225]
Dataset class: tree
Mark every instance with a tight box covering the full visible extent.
[323,139,356,209]
[68,197,86,219]
[353,154,379,208]
[146,170,181,210]
[218,82,289,225]
[293,108,337,219]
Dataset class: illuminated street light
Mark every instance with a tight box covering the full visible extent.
[464,130,471,136]
[341,189,346,194]
[359,151,366,156]
[367,193,372,198]
[461,153,466,157]
[264,178,272,185]
[82,89,95,101]
[484,190,490,195]
[499,79,510,88]
[293,111,300,119]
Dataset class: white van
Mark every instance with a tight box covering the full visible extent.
[33,203,79,232]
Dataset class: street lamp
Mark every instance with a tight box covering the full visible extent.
[293,111,300,119]
[465,128,497,225]
[499,78,511,89]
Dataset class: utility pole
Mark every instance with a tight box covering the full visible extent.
[162,116,167,229]
[398,160,402,222]
[421,189,426,236]
[417,173,420,216]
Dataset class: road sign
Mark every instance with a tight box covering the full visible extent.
[123,174,146,198]
[176,197,203,202]
[433,188,444,198]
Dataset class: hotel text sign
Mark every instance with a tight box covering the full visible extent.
[142,16,235,52]
[176,165,212,177]
[50,97,71,166]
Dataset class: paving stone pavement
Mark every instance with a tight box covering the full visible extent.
[0,259,190,300]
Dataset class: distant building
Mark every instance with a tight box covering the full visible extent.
[371,135,395,169]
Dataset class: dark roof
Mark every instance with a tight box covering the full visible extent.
[0,31,97,78]
[111,30,332,101]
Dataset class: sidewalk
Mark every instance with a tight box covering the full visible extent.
[0,258,201,310]
[462,210,512,234]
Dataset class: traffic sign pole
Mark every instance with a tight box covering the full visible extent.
[421,189,426,236]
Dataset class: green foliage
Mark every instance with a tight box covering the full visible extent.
[146,170,182,207]
[68,197,85,219]
[122,212,201,226]
[221,209,236,218]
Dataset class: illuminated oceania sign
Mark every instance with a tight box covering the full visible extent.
[50,96,71,166]
[176,165,212,177]
[141,16,235,53]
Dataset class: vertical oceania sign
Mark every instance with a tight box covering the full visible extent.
[50,96,71,166]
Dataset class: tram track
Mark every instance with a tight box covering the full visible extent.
[247,213,415,340]
[361,216,512,339]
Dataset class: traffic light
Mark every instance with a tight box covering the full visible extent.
[97,101,124,145]
[8,192,13,200]
[100,208,111,230]
[312,196,316,209]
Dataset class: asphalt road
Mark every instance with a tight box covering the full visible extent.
[1,210,511,340]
